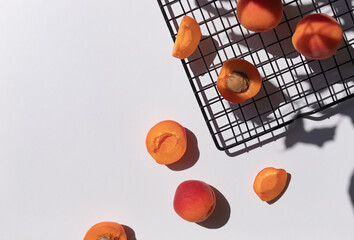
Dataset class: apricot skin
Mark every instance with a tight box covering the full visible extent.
[173,180,216,222]
[236,0,283,32]
[292,13,343,60]
[253,167,288,202]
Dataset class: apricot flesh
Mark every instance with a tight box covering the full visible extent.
[237,0,283,32]
[253,167,288,202]
[146,120,187,165]
[84,222,127,240]
[173,180,216,222]
[292,13,343,60]
[172,15,201,59]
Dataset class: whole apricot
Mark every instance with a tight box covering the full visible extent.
[84,221,127,240]
[253,167,288,202]
[236,0,283,32]
[292,13,343,60]
[173,180,216,222]
[146,120,187,165]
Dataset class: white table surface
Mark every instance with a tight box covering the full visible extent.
[0,1,353,239]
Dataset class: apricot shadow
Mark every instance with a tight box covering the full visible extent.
[267,173,292,205]
[167,128,199,171]
[197,186,231,229]
[349,171,354,212]
[122,225,136,240]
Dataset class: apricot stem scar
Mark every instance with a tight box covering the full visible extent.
[226,71,249,93]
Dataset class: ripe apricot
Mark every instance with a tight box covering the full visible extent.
[292,13,343,60]
[84,221,127,240]
[236,0,283,32]
[217,58,262,103]
[173,180,216,222]
[146,120,187,165]
[253,167,288,202]
[172,15,201,59]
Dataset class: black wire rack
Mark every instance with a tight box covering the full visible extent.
[158,0,354,151]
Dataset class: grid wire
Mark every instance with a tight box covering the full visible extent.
[158,0,354,151]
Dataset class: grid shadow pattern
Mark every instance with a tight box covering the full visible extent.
[158,0,354,151]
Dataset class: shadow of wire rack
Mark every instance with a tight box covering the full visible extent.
[158,0,354,151]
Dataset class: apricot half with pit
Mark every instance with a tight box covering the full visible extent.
[84,221,127,240]
[217,58,262,103]
[173,180,216,222]
[292,13,343,60]
[236,0,283,32]
[146,120,187,165]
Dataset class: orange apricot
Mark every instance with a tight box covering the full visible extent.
[173,180,216,222]
[84,221,127,240]
[292,13,343,60]
[217,58,262,103]
[236,0,283,32]
[146,120,187,165]
[253,167,288,202]
[172,16,201,59]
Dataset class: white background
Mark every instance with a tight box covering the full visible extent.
[0,1,353,239]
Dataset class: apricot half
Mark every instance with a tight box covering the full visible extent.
[253,167,288,202]
[292,13,343,60]
[146,120,187,165]
[217,58,262,103]
[84,221,127,240]
[236,0,283,32]
[173,180,216,222]
[172,15,201,59]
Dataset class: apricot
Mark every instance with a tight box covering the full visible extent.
[173,180,216,222]
[236,0,283,32]
[172,15,201,59]
[217,58,262,103]
[292,13,343,60]
[253,167,288,202]
[84,221,127,240]
[146,120,187,165]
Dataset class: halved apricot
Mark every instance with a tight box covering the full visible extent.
[172,16,201,59]
[84,221,127,240]
[237,0,283,32]
[216,58,262,103]
[253,167,288,202]
[146,120,187,165]
[292,13,343,60]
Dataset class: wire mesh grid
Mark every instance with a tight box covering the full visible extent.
[158,0,354,151]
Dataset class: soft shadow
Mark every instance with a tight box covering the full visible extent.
[167,128,199,171]
[122,225,136,240]
[267,173,292,204]
[349,171,354,211]
[188,35,219,77]
[284,117,336,148]
[197,186,231,229]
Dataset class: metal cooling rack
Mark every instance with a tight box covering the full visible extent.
[158,0,354,151]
